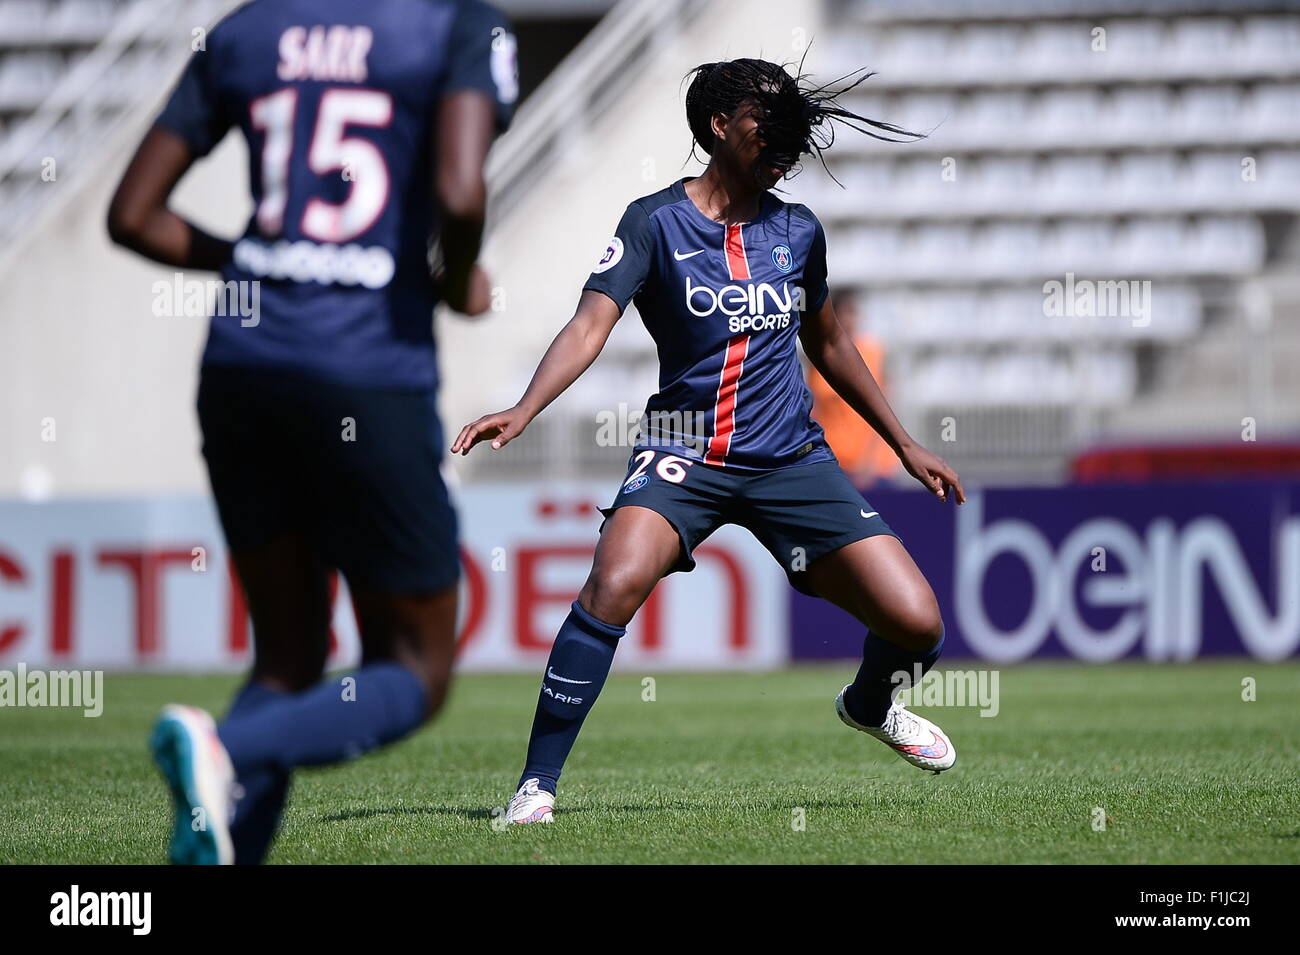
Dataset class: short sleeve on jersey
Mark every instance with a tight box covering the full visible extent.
[155,49,231,157]
[583,202,655,313]
[803,216,830,314]
[445,0,518,131]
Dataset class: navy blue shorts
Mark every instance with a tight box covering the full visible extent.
[602,450,897,595]
[197,364,459,593]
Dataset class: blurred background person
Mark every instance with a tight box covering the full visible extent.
[806,289,901,487]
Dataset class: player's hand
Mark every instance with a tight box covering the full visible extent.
[451,405,532,455]
[898,441,965,504]
[442,264,493,316]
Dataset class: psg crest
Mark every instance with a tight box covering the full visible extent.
[772,244,793,273]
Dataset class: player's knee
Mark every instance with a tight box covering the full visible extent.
[378,624,454,721]
[250,665,319,694]
[421,669,452,720]
[360,589,458,720]
[579,566,651,626]
[250,640,329,693]
[878,598,943,654]
[404,653,452,721]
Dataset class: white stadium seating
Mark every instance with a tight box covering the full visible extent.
[1,0,1298,491]
[785,0,1300,479]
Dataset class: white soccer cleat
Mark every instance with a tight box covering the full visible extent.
[505,777,555,825]
[150,704,236,864]
[835,687,956,774]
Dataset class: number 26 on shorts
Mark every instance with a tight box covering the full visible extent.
[623,450,693,488]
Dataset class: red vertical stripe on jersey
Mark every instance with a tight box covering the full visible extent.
[724,223,750,280]
[705,334,751,466]
[708,224,751,466]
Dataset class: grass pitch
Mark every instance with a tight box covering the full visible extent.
[1,662,1297,864]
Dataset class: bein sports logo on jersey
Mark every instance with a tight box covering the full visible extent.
[772,245,794,273]
[593,237,624,274]
[684,276,805,333]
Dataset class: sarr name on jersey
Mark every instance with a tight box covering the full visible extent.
[277,25,374,83]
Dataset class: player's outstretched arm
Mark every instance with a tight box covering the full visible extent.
[452,289,622,455]
[799,295,965,504]
[106,126,234,270]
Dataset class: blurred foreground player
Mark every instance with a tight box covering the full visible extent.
[107,0,516,863]
[454,59,964,825]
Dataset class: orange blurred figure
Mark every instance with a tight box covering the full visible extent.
[807,292,900,486]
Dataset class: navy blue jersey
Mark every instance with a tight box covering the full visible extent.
[156,0,517,388]
[585,178,835,470]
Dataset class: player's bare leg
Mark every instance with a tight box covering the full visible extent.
[805,535,942,651]
[153,563,457,866]
[805,536,956,773]
[235,534,333,694]
[578,506,683,624]
[151,533,331,865]
[506,505,680,823]
[350,586,460,720]
[224,535,334,861]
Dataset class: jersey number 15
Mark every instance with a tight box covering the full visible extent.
[249,87,393,243]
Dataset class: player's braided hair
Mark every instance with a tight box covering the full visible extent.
[684,56,923,182]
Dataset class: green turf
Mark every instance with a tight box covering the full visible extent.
[1,662,1297,864]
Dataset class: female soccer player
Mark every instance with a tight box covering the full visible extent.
[453,58,966,825]
[107,0,516,862]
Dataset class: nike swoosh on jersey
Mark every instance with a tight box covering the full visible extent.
[860,510,878,519]
[547,667,593,685]
[673,248,705,260]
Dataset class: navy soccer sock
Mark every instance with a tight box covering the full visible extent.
[843,628,945,728]
[221,680,291,865]
[218,660,428,777]
[519,600,625,795]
